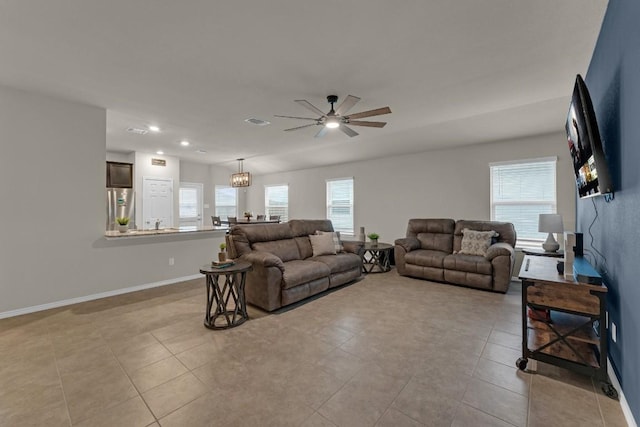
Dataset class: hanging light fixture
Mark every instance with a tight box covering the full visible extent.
[230,158,251,187]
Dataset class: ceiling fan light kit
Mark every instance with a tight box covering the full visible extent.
[275,95,391,138]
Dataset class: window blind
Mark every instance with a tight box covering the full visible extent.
[326,178,354,234]
[215,185,237,219]
[265,184,288,222]
[490,158,557,243]
[179,187,198,218]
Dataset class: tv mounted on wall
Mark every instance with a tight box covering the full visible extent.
[565,74,613,198]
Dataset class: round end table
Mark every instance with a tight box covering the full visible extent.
[199,261,252,329]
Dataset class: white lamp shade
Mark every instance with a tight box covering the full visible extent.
[538,214,564,233]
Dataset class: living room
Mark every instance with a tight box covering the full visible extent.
[1,1,638,426]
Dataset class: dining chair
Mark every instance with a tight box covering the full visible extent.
[256,214,265,221]
[269,215,280,222]
[227,216,238,225]
[211,216,221,226]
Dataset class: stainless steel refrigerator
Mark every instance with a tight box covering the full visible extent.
[106,188,136,231]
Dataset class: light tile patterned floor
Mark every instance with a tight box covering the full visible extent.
[0,272,628,426]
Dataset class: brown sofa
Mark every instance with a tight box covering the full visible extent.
[394,219,516,293]
[226,219,364,311]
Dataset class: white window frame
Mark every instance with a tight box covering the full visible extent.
[179,182,203,227]
[214,185,237,220]
[264,184,289,222]
[326,177,354,235]
[490,157,557,248]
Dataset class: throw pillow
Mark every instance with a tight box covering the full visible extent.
[309,233,337,257]
[459,228,498,256]
[316,230,344,253]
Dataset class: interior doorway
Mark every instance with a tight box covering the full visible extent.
[142,177,173,229]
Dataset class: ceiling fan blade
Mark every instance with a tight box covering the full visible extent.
[314,127,329,138]
[346,106,392,120]
[274,115,318,121]
[284,123,318,132]
[295,99,327,117]
[347,120,387,128]
[335,95,361,116]
[340,125,359,138]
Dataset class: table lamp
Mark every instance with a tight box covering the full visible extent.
[539,214,564,252]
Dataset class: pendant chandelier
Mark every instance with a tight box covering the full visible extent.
[230,158,251,187]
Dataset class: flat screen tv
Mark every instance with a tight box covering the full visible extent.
[565,74,613,198]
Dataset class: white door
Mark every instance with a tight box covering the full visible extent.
[143,177,173,229]
[179,182,203,228]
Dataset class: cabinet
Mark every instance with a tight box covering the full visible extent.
[517,255,617,398]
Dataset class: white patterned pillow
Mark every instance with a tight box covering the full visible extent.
[316,230,343,253]
[459,228,498,256]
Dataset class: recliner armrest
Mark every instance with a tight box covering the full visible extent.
[485,242,514,260]
[342,240,364,256]
[394,237,421,252]
[240,251,285,271]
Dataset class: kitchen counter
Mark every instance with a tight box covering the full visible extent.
[104,225,229,239]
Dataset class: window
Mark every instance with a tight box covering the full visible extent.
[490,158,557,246]
[215,185,237,219]
[179,182,203,227]
[265,184,288,222]
[326,178,354,234]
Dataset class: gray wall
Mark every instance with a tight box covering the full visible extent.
[246,132,576,245]
[581,0,640,420]
[0,85,225,316]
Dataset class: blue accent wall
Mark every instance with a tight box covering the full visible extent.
[581,0,640,420]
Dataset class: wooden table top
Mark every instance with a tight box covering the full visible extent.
[519,256,606,293]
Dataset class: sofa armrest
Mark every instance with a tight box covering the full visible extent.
[485,242,514,261]
[394,237,420,253]
[240,251,285,271]
[342,240,364,256]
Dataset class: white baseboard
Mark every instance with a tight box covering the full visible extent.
[608,358,638,427]
[0,274,203,320]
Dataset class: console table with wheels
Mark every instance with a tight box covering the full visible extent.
[517,255,617,399]
[199,261,252,330]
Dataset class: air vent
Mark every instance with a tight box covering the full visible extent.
[127,127,149,135]
[244,118,270,126]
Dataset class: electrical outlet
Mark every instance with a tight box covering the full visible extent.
[169,257,175,266]
[611,322,617,343]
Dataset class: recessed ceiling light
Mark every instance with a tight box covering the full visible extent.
[156,150,164,155]
[148,125,161,132]
[180,140,190,146]
[244,118,271,126]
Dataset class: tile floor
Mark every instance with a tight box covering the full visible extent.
[0,271,628,426]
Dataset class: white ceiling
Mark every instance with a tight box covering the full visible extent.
[0,1,608,174]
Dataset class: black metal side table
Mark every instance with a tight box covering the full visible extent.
[361,242,393,273]
[199,261,252,329]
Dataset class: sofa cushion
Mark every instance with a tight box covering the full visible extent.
[311,253,362,274]
[444,254,492,275]
[281,260,331,290]
[309,233,336,257]
[229,223,293,257]
[458,228,497,256]
[404,249,448,268]
[406,219,455,252]
[252,239,301,262]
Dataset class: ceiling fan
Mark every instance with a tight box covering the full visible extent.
[275,95,391,138]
